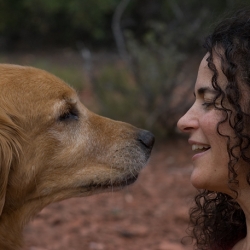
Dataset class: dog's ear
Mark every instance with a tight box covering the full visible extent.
[0,107,24,215]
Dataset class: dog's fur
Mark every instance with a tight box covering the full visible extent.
[0,64,154,249]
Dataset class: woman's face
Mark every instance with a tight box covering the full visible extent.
[177,53,235,194]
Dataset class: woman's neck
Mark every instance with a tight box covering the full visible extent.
[232,189,250,250]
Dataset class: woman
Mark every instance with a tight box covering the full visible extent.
[177,9,250,250]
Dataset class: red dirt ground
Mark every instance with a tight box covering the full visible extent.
[23,138,196,250]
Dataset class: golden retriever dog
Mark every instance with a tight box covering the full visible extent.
[0,64,154,250]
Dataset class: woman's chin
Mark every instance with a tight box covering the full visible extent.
[190,176,205,190]
[190,171,210,190]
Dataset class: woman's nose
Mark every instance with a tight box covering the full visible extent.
[177,107,198,133]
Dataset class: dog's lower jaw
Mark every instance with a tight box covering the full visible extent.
[0,174,139,250]
[80,174,139,193]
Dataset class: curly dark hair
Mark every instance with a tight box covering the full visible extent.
[188,9,250,250]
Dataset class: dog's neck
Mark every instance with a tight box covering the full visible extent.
[0,200,47,250]
[0,214,24,249]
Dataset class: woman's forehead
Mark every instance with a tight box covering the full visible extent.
[195,52,227,91]
[195,53,213,91]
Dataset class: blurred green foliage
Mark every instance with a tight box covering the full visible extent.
[126,28,186,134]
[93,64,140,123]
[0,0,248,49]
[0,0,120,48]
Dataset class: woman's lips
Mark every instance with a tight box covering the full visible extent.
[191,145,211,161]
[188,140,211,161]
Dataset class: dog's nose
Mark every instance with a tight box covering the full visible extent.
[137,130,155,150]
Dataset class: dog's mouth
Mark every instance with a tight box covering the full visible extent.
[81,174,139,193]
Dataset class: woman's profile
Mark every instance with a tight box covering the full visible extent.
[177,9,250,250]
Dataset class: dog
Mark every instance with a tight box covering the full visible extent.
[0,64,154,250]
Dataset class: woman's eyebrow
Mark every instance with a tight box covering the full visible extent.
[194,87,217,97]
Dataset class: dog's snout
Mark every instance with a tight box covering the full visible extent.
[137,130,155,149]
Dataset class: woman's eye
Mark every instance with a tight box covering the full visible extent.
[202,102,213,108]
[59,111,79,121]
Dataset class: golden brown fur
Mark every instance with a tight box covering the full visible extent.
[0,64,154,249]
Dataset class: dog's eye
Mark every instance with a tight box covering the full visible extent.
[59,110,79,121]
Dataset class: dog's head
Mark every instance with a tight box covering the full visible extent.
[0,64,154,217]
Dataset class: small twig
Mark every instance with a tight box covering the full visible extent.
[112,0,131,63]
